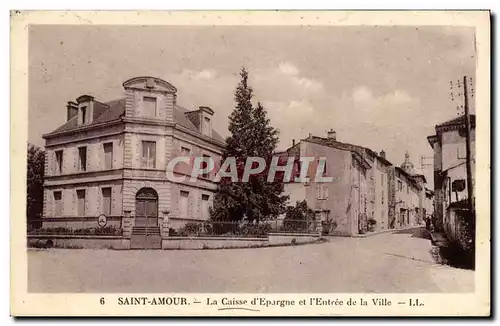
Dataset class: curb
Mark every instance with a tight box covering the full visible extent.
[428,231,437,244]
[428,231,449,247]
[354,225,425,238]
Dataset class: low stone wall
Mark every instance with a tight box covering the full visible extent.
[162,237,268,250]
[28,234,322,250]
[268,233,320,245]
[28,235,130,250]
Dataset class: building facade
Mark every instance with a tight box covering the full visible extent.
[282,131,426,236]
[42,76,225,239]
[427,114,476,231]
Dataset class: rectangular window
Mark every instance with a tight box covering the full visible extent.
[54,191,62,216]
[81,106,87,124]
[316,184,329,200]
[202,154,211,179]
[55,150,63,174]
[201,194,210,220]
[102,187,112,216]
[141,141,156,168]
[77,189,86,216]
[143,96,157,118]
[181,146,191,156]
[294,161,301,179]
[179,190,189,218]
[457,146,467,159]
[78,147,87,171]
[202,116,211,136]
[103,142,113,169]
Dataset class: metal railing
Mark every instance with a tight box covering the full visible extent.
[27,217,124,236]
[167,218,324,238]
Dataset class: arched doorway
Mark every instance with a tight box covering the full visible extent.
[135,187,158,227]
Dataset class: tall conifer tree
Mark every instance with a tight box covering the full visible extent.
[210,68,288,223]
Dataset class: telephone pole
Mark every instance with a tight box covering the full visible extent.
[463,76,474,211]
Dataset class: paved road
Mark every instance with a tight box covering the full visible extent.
[28,227,474,293]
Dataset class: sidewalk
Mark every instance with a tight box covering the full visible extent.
[325,225,425,238]
[428,230,450,247]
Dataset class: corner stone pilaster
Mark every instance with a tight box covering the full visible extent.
[161,211,170,239]
[123,210,132,238]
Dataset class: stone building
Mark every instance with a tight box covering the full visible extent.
[393,166,423,228]
[424,188,435,220]
[282,131,426,236]
[396,152,427,226]
[42,76,225,245]
[427,114,475,231]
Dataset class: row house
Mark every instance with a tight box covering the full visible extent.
[282,130,425,236]
[427,114,475,232]
[42,76,225,235]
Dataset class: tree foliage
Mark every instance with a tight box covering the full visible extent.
[282,200,315,232]
[284,200,315,221]
[27,144,45,229]
[210,68,288,223]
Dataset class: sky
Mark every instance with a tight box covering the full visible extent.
[28,25,476,186]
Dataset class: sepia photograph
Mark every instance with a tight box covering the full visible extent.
[11,10,490,316]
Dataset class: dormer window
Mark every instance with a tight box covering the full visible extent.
[75,95,94,125]
[81,106,87,124]
[202,116,212,137]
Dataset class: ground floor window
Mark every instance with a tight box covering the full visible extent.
[54,191,62,216]
[201,194,210,219]
[77,189,86,216]
[102,187,112,216]
[179,190,189,218]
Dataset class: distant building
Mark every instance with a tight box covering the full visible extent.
[424,188,434,220]
[397,152,427,226]
[42,76,225,239]
[393,166,423,228]
[282,131,425,236]
[427,114,476,231]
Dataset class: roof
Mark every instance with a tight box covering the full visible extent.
[395,166,422,191]
[46,98,126,135]
[174,105,225,142]
[377,154,392,166]
[44,98,225,143]
[428,114,476,148]
[436,114,476,129]
[302,136,372,168]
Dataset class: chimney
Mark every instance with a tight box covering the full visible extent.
[66,101,78,121]
[292,139,296,146]
[380,150,386,159]
[327,129,336,140]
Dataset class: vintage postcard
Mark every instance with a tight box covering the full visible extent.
[11,10,490,316]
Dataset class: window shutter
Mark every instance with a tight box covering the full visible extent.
[150,142,156,168]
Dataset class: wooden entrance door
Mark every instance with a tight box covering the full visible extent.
[135,188,158,226]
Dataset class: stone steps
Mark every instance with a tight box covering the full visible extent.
[130,227,162,249]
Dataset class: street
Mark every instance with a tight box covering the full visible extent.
[28,227,474,293]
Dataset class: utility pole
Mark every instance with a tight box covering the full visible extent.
[463,76,474,211]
